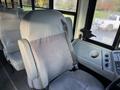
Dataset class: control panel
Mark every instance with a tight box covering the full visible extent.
[112,50,120,75]
[73,40,118,80]
[102,51,113,72]
[102,50,120,75]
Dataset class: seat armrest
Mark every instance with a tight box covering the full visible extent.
[18,39,38,78]
[18,39,48,89]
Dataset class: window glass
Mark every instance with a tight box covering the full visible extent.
[63,14,74,26]
[90,0,120,45]
[54,0,77,12]
[1,0,5,3]
[13,0,19,8]
[35,0,49,8]
[7,0,12,8]
[23,6,32,11]
[22,0,31,5]
[108,15,117,20]
[1,0,19,8]
[22,0,32,11]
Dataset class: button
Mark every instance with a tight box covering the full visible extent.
[90,50,99,58]
[105,63,109,67]
[105,54,109,57]
[105,59,109,62]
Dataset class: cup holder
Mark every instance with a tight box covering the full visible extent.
[90,50,99,58]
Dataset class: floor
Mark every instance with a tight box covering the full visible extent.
[0,51,30,90]
[0,61,15,90]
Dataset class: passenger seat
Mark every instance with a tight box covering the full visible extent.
[0,8,24,71]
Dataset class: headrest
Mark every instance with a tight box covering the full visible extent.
[20,10,68,41]
[0,8,23,33]
[0,8,23,19]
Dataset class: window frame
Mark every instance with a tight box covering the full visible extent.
[0,0,79,41]
[52,0,79,39]
[53,0,77,13]
[83,0,120,50]
[1,0,120,50]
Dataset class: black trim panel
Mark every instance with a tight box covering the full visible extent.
[86,39,114,50]
[84,0,97,30]
[19,0,22,8]
[49,0,53,9]
[31,0,35,10]
[112,25,120,49]
[4,0,7,8]
[11,0,14,8]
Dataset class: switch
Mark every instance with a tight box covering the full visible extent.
[90,50,99,58]
[105,54,109,57]
[105,63,109,67]
[105,59,109,62]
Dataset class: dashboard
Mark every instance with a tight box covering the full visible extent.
[73,40,120,89]
[111,51,120,75]
[73,40,120,81]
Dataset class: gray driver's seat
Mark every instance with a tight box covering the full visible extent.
[18,10,104,90]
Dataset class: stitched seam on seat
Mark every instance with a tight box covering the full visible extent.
[25,39,44,88]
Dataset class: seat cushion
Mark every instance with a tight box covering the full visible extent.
[8,51,24,71]
[49,70,104,90]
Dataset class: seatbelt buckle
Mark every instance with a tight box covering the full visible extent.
[72,64,79,71]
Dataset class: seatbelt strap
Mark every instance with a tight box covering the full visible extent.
[61,19,78,67]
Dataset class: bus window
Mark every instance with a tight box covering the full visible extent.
[54,0,77,12]
[22,0,32,11]
[6,0,12,8]
[35,0,49,9]
[90,0,120,46]
[13,0,19,8]
[63,14,74,25]
[1,0,5,4]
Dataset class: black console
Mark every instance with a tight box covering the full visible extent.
[107,78,120,90]
[106,50,120,90]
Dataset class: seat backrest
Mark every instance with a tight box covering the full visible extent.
[19,10,73,89]
[0,8,23,53]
